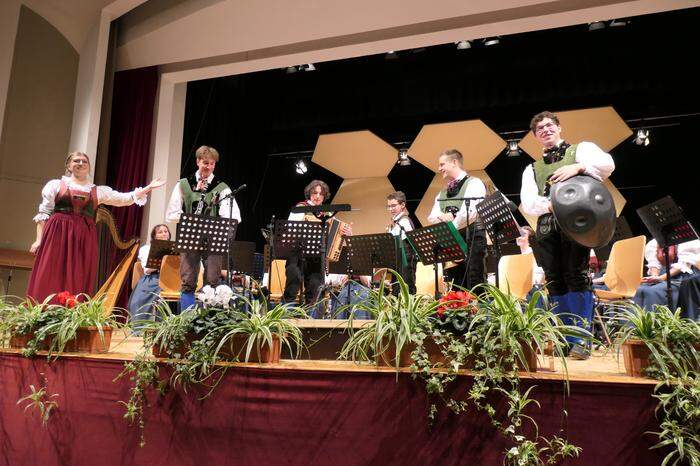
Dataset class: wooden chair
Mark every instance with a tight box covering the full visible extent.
[498,253,534,300]
[415,262,444,296]
[593,235,647,344]
[131,261,144,290]
[268,259,287,302]
[158,255,203,302]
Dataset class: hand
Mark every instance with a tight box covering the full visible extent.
[549,164,583,184]
[642,275,662,284]
[145,177,166,192]
[438,213,455,223]
[30,240,41,254]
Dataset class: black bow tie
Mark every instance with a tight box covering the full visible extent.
[446,176,467,197]
[543,142,570,164]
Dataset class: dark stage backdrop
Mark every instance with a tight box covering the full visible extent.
[181,8,700,251]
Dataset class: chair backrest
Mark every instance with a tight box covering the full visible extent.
[603,235,646,298]
[498,253,534,300]
[415,262,444,296]
[269,259,287,300]
[158,255,181,296]
[131,261,144,290]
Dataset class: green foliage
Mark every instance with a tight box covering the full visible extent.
[615,304,700,466]
[17,376,59,427]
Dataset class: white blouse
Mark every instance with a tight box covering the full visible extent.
[520,141,615,217]
[644,238,700,275]
[33,176,148,222]
[137,244,158,275]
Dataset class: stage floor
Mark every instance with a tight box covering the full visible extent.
[1,329,656,386]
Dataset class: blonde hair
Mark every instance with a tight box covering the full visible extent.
[64,152,90,176]
[195,145,220,162]
[439,148,463,166]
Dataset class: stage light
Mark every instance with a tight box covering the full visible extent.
[483,37,500,47]
[455,40,471,50]
[588,21,606,31]
[295,160,308,174]
[303,63,316,72]
[609,19,629,27]
[633,129,650,146]
[286,66,298,74]
[397,149,411,166]
[506,140,522,157]
[385,50,398,60]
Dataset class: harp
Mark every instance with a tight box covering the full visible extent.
[95,207,140,315]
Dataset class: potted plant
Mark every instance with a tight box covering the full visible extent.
[39,293,126,354]
[213,297,305,363]
[0,296,53,349]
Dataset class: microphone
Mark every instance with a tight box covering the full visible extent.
[231,184,247,196]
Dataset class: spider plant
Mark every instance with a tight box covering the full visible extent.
[0,295,56,346]
[339,271,442,369]
[139,301,200,358]
[213,297,305,362]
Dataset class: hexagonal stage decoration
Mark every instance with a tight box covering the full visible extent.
[312,130,397,179]
[519,106,632,160]
[332,177,396,235]
[415,171,497,228]
[408,120,505,172]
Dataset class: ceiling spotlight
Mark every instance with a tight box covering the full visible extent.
[609,19,628,27]
[455,40,471,50]
[303,63,316,72]
[588,21,606,31]
[295,159,308,175]
[385,50,398,60]
[285,66,298,74]
[506,140,522,157]
[397,149,411,166]
[483,37,500,47]
[633,129,650,146]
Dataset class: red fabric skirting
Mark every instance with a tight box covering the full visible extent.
[26,213,98,302]
[0,354,665,466]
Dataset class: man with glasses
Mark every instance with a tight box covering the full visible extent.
[520,111,615,359]
[386,191,416,294]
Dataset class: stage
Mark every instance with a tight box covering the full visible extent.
[0,331,666,466]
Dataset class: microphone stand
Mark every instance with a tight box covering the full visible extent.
[216,186,244,291]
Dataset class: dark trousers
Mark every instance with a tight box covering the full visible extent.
[531,213,591,296]
[445,227,487,290]
[283,255,323,304]
[392,252,417,295]
[180,252,223,293]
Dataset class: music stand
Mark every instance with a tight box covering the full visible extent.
[637,196,699,308]
[273,219,324,307]
[407,222,468,299]
[476,191,521,288]
[594,216,633,262]
[146,239,177,270]
[226,240,255,280]
[345,233,398,276]
[177,213,238,255]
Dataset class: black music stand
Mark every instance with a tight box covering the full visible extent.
[476,191,521,288]
[407,223,469,299]
[594,216,633,262]
[146,239,177,270]
[637,197,699,308]
[177,213,238,255]
[273,219,324,307]
[226,240,256,292]
[345,233,398,276]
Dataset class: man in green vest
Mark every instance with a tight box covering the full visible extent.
[520,111,615,359]
[427,149,487,290]
[166,145,241,311]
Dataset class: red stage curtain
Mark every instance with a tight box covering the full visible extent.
[0,354,667,466]
[104,66,158,307]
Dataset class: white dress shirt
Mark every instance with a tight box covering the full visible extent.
[288,200,313,221]
[388,212,413,240]
[520,141,615,217]
[34,176,148,222]
[644,238,700,275]
[165,172,241,223]
[427,171,486,230]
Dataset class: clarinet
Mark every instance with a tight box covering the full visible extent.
[194,179,209,215]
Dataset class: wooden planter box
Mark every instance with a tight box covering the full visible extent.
[9,333,38,349]
[61,326,113,353]
[150,332,195,359]
[621,339,652,377]
[218,334,282,363]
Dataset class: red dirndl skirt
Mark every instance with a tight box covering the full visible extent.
[27,212,98,303]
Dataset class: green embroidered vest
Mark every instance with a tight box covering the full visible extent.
[438,176,472,214]
[532,144,578,196]
[179,177,229,217]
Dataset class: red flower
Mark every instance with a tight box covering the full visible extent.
[55,290,78,308]
[436,290,478,317]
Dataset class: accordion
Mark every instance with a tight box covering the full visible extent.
[326,217,349,262]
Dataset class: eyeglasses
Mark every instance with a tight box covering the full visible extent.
[386,204,401,210]
[535,122,557,135]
